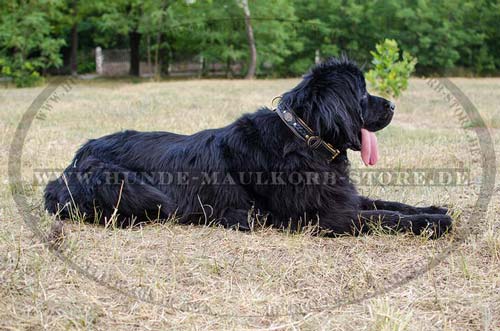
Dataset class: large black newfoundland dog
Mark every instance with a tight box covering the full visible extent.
[45,58,452,237]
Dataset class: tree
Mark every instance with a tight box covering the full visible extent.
[140,0,173,78]
[0,1,66,86]
[95,0,148,76]
[251,0,298,76]
[156,0,246,77]
[2,0,500,86]
[166,0,297,77]
[284,0,344,75]
[69,0,79,75]
[239,0,256,79]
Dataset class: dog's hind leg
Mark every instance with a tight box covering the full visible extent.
[216,208,252,230]
[45,157,176,226]
[44,178,71,219]
[95,174,175,226]
[87,162,178,226]
[44,169,95,220]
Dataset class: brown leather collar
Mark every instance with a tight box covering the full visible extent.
[272,103,340,162]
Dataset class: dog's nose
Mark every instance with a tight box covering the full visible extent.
[386,101,396,112]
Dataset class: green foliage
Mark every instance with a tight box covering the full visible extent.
[0,58,43,87]
[0,1,65,87]
[366,39,417,98]
[1,0,500,86]
[77,51,96,74]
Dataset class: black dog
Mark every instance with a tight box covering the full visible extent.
[44,58,452,237]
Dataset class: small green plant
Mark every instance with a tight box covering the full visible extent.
[366,39,417,98]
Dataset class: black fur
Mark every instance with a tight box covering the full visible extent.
[44,57,452,237]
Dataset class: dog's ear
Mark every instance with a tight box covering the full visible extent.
[305,94,362,150]
[280,57,365,150]
[280,78,362,150]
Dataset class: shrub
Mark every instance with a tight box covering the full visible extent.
[0,58,44,87]
[0,3,64,87]
[366,39,417,98]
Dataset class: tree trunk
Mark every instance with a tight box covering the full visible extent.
[154,32,161,79]
[154,34,171,78]
[129,30,141,76]
[70,0,78,76]
[160,45,170,77]
[69,24,78,75]
[153,1,170,79]
[240,0,256,79]
[201,56,208,77]
[146,35,152,74]
[226,56,233,78]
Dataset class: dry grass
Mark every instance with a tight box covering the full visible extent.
[0,77,499,330]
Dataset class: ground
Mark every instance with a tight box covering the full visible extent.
[0,78,499,330]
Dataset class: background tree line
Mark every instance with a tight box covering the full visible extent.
[1,0,499,86]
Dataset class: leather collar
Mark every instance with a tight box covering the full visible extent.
[273,103,340,162]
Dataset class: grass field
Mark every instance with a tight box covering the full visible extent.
[1,77,499,330]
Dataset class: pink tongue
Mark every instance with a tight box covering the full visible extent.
[360,128,379,166]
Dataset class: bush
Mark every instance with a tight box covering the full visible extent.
[366,39,417,98]
[77,51,97,74]
[0,58,44,87]
[0,3,64,87]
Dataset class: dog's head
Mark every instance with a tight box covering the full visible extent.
[279,57,394,152]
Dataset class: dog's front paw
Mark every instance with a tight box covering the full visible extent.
[417,205,449,215]
[218,208,252,231]
[407,214,453,239]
